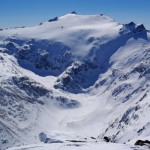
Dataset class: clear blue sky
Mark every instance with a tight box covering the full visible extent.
[0,0,150,29]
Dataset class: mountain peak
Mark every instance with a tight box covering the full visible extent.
[0,12,150,150]
[70,11,77,14]
[134,24,146,32]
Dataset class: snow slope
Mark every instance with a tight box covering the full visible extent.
[0,13,150,150]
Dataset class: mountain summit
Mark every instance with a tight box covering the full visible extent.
[0,14,150,150]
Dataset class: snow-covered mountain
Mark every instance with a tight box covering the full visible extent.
[0,13,150,150]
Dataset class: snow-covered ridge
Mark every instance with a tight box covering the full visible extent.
[0,13,150,150]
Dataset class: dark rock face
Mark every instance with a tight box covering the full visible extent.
[48,17,58,22]
[126,22,135,27]
[103,136,111,142]
[135,140,150,146]
[124,22,136,31]
[16,40,73,76]
[12,76,49,100]
[71,11,77,14]
[0,39,73,76]
[133,24,146,33]
[55,96,80,108]
[54,58,99,93]
[120,22,147,35]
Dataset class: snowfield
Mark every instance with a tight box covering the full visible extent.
[0,12,150,150]
[7,143,148,150]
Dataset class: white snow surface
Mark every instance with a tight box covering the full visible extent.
[0,13,150,150]
[7,142,148,150]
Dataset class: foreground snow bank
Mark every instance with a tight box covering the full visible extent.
[7,142,148,150]
[7,131,148,150]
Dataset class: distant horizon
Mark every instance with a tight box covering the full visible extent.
[0,0,149,29]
